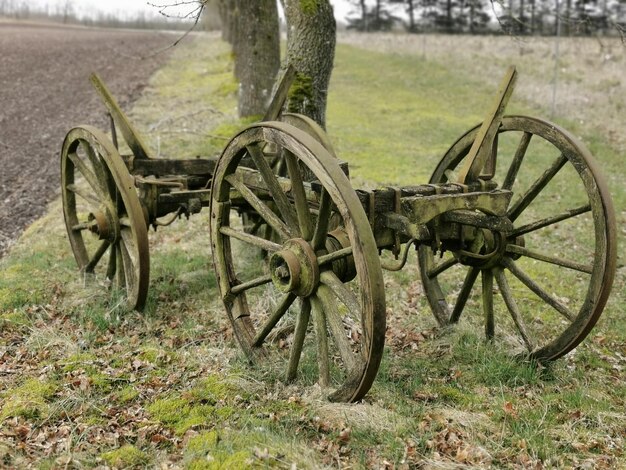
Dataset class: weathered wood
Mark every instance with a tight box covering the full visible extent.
[401,190,512,225]
[456,66,518,183]
[90,73,152,160]
[130,157,216,177]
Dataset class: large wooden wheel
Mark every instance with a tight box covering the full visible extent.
[210,122,386,402]
[418,116,616,361]
[61,126,150,310]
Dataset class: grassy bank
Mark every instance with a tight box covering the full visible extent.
[1,33,624,468]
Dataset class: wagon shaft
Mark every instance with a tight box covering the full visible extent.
[90,73,152,160]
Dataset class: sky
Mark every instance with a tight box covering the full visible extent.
[30,0,352,22]
[30,0,199,20]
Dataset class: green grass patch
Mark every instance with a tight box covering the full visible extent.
[1,378,58,421]
[101,445,149,468]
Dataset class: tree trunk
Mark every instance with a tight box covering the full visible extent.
[281,0,336,128]
[232,0,280,118]
[407,0,416,31]
[217,0,235,44]
[359,0,368,32]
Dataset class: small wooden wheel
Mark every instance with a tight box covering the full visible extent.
[61,126,150,310]
[418,116,616,361]
[210,121,385,402]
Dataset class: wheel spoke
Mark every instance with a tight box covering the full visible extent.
[285,150,314,240]
[502,131,532,191]
[67,151,106,200]
[287,299,312,382]
[320,271,360,314]
[249,217,264,236]
[120,228,139,268]
[310,295,330,387]
[317,246,353,267]
[66,183,101,206]
[507,153,567,222]
[220,226,282,253]
[119,228,140,296]
[317,284,360,373]
[225,174,291,241]
[252,293,297,347]
[246,144,299,234]
[511,204,591,237]
[505,244,593,274]
[494,267,535,352]
[427,256,459,278]
[501,257,575,321]
[312,188,332,251]
[449,267,480,323]
[106,244,117,280]
[482,269,495,339]
[84,240,110,273]
[84,143,115,197]
[115,244,126,290]
[71,220,98,232]
[230,274,273,296]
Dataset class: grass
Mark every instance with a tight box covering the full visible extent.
[0,31,624,468]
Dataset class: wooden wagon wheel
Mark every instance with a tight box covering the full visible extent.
[210,122,385,402]
[61,126,150,310]
[418,116,616,361]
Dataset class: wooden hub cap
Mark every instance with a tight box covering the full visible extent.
[269,238,319,297]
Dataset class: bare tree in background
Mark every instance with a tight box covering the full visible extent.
[62,0,74,24]
[234,0,280,117]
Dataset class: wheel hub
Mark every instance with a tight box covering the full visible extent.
[325,229,356,282]
[87,209,119,242]
[454,227,507,269]
[269,238,319,297]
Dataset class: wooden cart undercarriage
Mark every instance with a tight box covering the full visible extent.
[60,67,616,402]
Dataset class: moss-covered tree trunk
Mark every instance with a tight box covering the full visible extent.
[231,0,280,118]
[281,0,336,128]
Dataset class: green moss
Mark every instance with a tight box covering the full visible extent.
[100,445,149,468]
[185,431,253,469]
[148,397,190,424]
[116,386,140,403]
[187,431,219,454]
[188,375,233,403]
[287,72,314,114]
[299,0,319,15]
[0,378,58,421]
[147,397,214,435]
[62,353,98,372]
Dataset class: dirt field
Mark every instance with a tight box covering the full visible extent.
[0,21,180,256]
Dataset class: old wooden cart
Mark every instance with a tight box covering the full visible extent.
[60,67,616,402]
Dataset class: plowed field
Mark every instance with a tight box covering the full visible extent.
[0,21,176,255]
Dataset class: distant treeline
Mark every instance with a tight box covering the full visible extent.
[0,0,201,31]
[345,0,625,36]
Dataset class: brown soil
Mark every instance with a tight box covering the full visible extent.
[0,21,179,256]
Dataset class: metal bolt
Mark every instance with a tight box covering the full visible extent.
[275,266,289,279]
